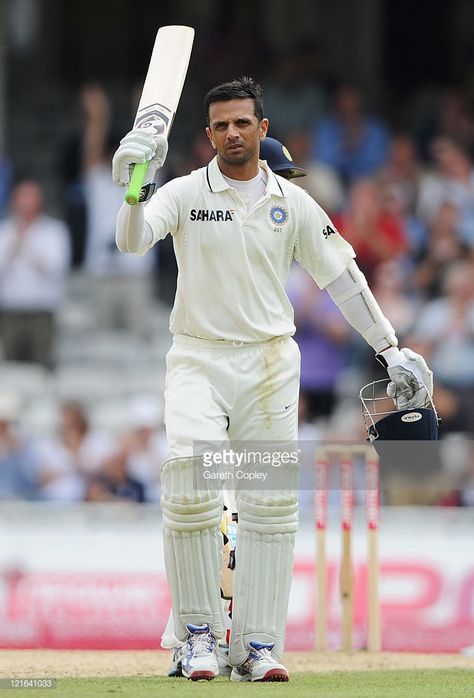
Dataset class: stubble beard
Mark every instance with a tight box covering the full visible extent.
[219,148,253,166]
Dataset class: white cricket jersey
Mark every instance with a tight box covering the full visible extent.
[144,157,355,343]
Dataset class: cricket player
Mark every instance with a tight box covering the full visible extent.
[160,135,308,680]
[112,77,433,682]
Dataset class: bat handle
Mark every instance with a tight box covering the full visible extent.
[125,162,149,205]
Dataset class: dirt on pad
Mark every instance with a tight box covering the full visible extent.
[0,650,473,678]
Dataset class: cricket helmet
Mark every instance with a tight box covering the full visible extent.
[260,136,307,178]
[360,379,439,443]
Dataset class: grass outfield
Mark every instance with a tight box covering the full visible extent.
[3,670,474,698]
[1,652,472,697]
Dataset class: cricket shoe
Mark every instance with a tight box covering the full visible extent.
[167,642,186,677]
[168,640,229,678]
[181,624,219,681]
[230,641,289,682]
[217,642,232,678]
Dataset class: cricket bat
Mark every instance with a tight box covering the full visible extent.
[125,25,194,205]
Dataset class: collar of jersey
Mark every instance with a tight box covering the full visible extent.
[206,156,285,198]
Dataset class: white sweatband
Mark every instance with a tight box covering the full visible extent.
[116,201,154,255]
[326,260,398,353]
[377,346,404,367]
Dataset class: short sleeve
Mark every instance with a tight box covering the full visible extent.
[293,190,355,288]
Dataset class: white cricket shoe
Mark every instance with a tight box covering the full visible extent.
[167,642,186,677]
[230,641,289,682]
[168,640,230,678]
[181,623,219,681]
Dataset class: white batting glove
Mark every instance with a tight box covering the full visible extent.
[112,129,168,187]
[377,347,434,410]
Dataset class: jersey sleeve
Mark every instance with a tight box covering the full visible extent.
[293,189,356,288]
[143,177,185,244]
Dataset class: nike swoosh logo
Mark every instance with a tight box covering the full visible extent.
[284,401,296,410]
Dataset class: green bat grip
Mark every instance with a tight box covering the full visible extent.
[125,162,149,205]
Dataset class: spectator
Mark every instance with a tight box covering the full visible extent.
[414,202,468,299]
[370,260,419,341]
[333,179,408,282]
[311,84,390,184]
[0,392,38,500]
[378,178,428,263]
[417,135,474,247]
[97,395,166,502]
[286,264,352,421]
[434,384,474,436]
[170,132,215,179]
[0,180,70,368]
[414,87,474,160]
[282,129,345,214]
[376,133,425,218]
[36,401,115,501]
[80,84,154,336]
[85,451,145,503]
[58,92,90,267]
[408,259,474,389]
[263,47,326,135]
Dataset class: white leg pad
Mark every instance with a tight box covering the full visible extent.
[229,492,298,665]
[161,456,226,641]
[161,609,178,649]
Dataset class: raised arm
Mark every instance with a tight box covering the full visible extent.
[112,129,169,254]
[115,201,154,254]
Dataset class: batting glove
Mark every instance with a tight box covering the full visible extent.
[112,129,168,187]
[377,347,434,410]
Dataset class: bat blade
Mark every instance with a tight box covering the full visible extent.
[125,25,194,205]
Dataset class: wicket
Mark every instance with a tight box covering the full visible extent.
[314,445,381,652]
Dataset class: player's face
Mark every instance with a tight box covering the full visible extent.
[206,98,268,167]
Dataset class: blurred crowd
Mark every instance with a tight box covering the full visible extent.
[1,76,474,507]
[0,392,166,503]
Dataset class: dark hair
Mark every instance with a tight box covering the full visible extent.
[204,76,264,125]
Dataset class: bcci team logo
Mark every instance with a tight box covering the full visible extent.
[269,206,288,228]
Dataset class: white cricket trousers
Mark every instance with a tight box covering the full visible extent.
[164,334,301,458]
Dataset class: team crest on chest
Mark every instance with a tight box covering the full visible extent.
[269,205,288,229]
